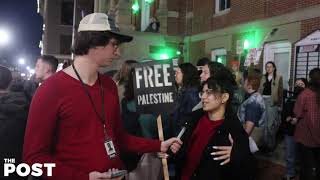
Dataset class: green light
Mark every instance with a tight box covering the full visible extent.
[132,2,139,14]
[217,57,222,63]
[145,0,154,3]
[243,40,250,49]
[160,54,169,60]
[176,51,181,55]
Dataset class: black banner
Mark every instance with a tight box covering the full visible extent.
[133,60,177,114]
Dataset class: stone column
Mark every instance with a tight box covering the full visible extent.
[157,0,168,34]
[94,0,108,13]
[94,0,99,12]
[113,0,134,31]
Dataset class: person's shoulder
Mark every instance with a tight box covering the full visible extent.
[36,71,66,93]
[252,92,264,101]
[100,74,116,84]
[42,71,65,85]
[297,88,308,96]
[100,74,118,91]
[302,88,316,97]
[1,91,28,105]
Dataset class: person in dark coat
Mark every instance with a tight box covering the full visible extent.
[174,76,256,180]
[0,66,29,180]
[281,78,307,180]
[172,63,200,136]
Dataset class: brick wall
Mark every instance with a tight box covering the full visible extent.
[173,0,320,35]
[301,16,320,37]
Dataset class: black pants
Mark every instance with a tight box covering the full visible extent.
[298,143,320,180]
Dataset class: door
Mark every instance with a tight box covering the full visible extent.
[264,42,292,90]
[274,52,290,90]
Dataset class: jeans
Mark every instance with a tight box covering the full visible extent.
[284,135,296,177]
[262,97,280,151]
[298,143,320,180]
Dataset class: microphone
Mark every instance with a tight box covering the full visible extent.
[177,126,186,139]
[166,121,189,157]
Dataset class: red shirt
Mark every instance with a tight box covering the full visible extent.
[294,88,320,147]
[23,71,161,180]
[181,115,224,180]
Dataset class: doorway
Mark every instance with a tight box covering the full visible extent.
[264,41,292,90]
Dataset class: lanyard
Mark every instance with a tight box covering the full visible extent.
[71,62,106,130]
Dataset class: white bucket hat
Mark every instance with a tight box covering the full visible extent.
[78,13,133,43]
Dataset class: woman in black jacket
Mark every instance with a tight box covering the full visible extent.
[174,76,256,180]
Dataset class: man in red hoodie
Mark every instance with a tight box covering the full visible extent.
[23,13,181,180]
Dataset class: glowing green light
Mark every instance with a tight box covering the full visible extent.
[243,39,250,50]
[217,57,222,63]
[145,0,154,3]
[132,2,139,14]
[176,51,181,55]
[160,54,169,60]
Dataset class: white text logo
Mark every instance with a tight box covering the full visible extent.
[3,158,55,177]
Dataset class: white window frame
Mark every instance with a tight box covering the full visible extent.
[211,48,227,62]
[263,41,292,89]
[141,0,151,31]
[215,0,230,14]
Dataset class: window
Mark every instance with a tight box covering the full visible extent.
[60,35,72,54]
[215,0,230,14]
[211,48,227,65]
[61,2,73,25]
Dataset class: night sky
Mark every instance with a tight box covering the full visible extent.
[0,0,42,68]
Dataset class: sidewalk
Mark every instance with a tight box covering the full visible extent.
[256,139,300,180]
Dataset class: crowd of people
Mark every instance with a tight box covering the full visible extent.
[0,12,319,180]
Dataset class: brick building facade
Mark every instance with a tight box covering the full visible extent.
[165,0,320,88]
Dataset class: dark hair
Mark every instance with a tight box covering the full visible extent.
[245,71,261,91]
[265,61,277,79]
[123,61,138,101]
[202,76,236,116]
[72,31,117,55]
[124,68,136,101]
[38,55,59,72]
[309,68,320,106]
[196,57,211,66]
[207,61,225,78]
[210,65,237,87]
[115,60,138,85]
[0,66,12,90]
[295,78,308,87]
[179,63,200,89]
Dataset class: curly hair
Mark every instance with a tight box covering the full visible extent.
[179,63,200,89]
[114,60,138,85]
[202,75,236,116]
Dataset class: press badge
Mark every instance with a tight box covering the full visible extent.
[104,139,116,159]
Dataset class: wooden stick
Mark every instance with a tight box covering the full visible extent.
[157,115,170,180]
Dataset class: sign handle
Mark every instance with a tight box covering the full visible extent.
[157,115,170,180]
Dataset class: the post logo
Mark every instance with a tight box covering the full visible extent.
[3,158,55,177]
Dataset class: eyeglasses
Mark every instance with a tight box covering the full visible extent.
[109,40,120,50]
[199,89,215,98]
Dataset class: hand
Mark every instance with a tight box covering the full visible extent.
[160,137,182,153]
[286,116,292,122]
[89,169,124,180]
[290,117,298,125]
[211,134,233,165]
[157,152,169,159]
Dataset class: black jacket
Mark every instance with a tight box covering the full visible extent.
[282,94,298,136]
[0,91,29,179]
[175,109,256,180]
